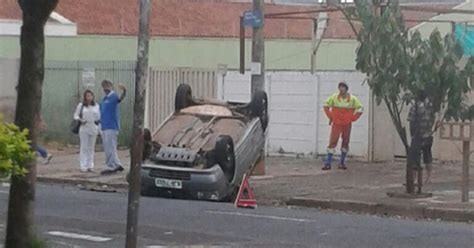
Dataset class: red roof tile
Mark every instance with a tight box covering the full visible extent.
[0,0,22,20]
[0,0,456,39]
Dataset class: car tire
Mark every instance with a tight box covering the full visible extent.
[249,90,269,131]
[143,128,152,160]
[175,84,193,112]
[215,135,236,183]
[221,185,239,203]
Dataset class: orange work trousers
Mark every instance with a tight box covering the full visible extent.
[327,124,352,153]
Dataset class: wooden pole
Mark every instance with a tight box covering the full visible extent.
[462,140,470,202]
[240,16,245,74]
[125,0,151,247]
[251,0,265,96]
[252,0,265,175]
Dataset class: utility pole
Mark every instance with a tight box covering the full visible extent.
[311,12,328,74]
[251,0,265,175]
[251,0,265,96]
[125,0,151,247]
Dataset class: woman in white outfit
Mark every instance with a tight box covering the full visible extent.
[74,90,101,172]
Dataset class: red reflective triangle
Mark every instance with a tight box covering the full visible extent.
[234,173,257,209]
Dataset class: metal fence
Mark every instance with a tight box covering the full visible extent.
[147,68,218,133]
[42,60,135,146]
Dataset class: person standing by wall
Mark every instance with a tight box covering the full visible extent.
[407,91,435,184]
[323,81,363,170]
[74,90,101,172]
[100,80,126,175]
[33,114,53,165]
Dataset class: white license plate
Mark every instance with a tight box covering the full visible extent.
[155,178,183,189]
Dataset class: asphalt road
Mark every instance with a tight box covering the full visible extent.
[0,183,473,248]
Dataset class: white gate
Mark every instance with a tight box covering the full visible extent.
[147,68,217,133]
[221,70,370,159]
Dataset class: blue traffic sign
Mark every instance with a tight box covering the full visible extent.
[242,10,263,28]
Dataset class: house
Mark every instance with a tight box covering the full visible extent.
[0,0,445,70]
[0,0,470,160]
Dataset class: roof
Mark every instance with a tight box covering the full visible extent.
[1,0,22,20]
[0,0,458,39]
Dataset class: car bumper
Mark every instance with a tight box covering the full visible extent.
[140,163,230,201]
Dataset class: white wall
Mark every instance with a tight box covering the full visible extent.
[220,70,370,160]
[0,58,19,122]
[317,72,369,158]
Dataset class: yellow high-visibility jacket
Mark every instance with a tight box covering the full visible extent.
[324,93,363,126]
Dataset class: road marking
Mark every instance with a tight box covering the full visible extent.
[0,190,9,194]
[47,231,112,242]
[206,210,316,223]
[147,246,224,248]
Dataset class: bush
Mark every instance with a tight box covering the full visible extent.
[0,114,34,177]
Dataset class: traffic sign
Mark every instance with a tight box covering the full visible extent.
[242,10,263,28]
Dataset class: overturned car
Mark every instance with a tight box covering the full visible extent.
[140,84,268,201]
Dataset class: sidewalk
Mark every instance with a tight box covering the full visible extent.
[36,148,130,191]
[36,147,474,222]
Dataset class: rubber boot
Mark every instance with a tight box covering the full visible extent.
[339,152,348,170]
[323,153,333,170]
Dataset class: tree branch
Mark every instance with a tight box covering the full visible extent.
[336,5,359,37]
[384,97,409,149]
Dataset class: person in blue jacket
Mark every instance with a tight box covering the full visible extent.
[99,80,126,175]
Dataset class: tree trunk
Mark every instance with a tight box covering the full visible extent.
[5,1,57,247]
[405,146,415,194]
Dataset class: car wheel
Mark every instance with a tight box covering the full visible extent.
[143,128,152,160]
[175,84,193,112]
[249,90,269,131]
[215,135,236,183]
[223,185,239,203]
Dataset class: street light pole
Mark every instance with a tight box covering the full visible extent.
[125,0,151,247]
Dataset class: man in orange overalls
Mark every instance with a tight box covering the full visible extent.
[323,81,363,170]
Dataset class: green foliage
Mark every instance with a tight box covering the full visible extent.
[28,236,48,248]
[0,114,34,177]
[352,0,474,147]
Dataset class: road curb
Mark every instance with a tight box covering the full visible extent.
[287,197,474,223]
[37,176,128,190]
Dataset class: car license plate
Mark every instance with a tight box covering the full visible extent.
[155,178,183,189]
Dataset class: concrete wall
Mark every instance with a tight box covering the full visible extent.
[0,35,358,71]
[219,70,370,159]
[0,58,18,122]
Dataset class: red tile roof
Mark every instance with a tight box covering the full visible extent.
[1,0,22,20]
[0,0,455,40]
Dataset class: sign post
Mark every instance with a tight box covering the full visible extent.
[440,121,473,202]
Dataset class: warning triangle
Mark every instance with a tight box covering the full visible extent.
[234,173,257,209]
